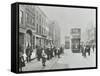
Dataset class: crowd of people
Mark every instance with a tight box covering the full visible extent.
[19,43,96,71]
[36,45,64,66]
[19,44,64,72]
[80,44,95,58]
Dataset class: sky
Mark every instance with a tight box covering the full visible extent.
[38,5,96,44]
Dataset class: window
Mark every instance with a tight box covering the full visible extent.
[26,13,33,25]
[39,25,41,34]
[19,10,23,24]
[32,18,35,26]
[26,13,30,24]
[36,12,38,20]
[36,24,38,33]
[30,17,32,25]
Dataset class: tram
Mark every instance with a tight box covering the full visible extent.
[71,28,81,53]
[71,38,80,53]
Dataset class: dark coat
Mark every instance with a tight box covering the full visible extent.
[26,47,31,56]
[36,47,42,57]
[19,56,25,68]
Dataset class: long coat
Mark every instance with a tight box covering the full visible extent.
[19,56,25,68]
[41,50,47,63]
[26,47,31,57]
[36,47,42,58]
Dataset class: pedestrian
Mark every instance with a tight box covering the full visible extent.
[84,45,87,58]
[48,47,51,60]
[92,45,95,52]
[19,46,25,72]
[50,46,53,59]
[60,47,63,54]
[36,45,39,61]
[26,44,31,63]
[54,47,57,57]
[45,47,49,60]
[41,48,47,66]
[36,45,42,61]
[29,46,33,62]
[87,45,90,56]
[80,45,84,56]
[57,48,60,58]
[83,45,86,58]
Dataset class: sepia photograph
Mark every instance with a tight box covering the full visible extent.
[18,4,97,72]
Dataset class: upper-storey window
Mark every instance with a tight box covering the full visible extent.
[26,13,30,24]
[32,18,35,26]
[19,10,23,24]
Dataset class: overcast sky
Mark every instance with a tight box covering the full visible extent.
[38,6,96,44]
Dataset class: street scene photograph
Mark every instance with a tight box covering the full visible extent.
[19,4,96,72]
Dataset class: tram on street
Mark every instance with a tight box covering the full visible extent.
[71,28,81,53]
[71,38,80,53]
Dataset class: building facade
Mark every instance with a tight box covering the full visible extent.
[54,22,61,48]
[87,27,96,47]
[19,5,49,59]
[65,36,70,49]
[35,6,48,48]
[19,5,36,53]
[19,5,61,59]
[48,21,61,48]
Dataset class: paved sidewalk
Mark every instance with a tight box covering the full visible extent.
[22,49,96,71]
[22,56,59,71]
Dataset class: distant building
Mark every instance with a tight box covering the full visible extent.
[55,22,61,48]
[65,36,70,49]
[48,21,61,48]
[87,27,96,47]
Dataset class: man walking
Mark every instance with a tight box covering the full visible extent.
[54,46,57,57]
[57,48,60,58]
[36,45,42,61]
